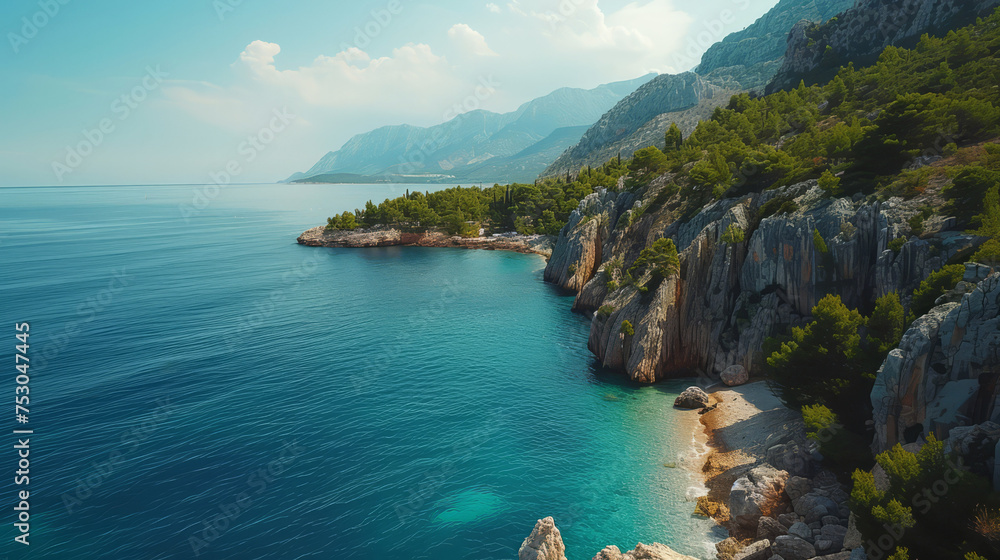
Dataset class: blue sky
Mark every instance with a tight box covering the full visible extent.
[1,0,778,186]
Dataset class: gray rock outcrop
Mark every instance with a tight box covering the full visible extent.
[721,364,749,386]
[771,535,816,560]
[730,464,791,530]
[696,0,854,75]
[545,189,635,291]
[871,272,1000,454]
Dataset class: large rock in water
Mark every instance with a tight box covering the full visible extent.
[674,386,710,409]
[519,517,567,560]
[871,272,1000,455]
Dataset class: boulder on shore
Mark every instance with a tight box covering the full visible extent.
[771,535,815,560]
[674,386,710,409]
[730,464,790,530]
[721,365,749,386]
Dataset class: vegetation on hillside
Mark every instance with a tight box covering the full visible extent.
[324,160,630,236]
[765,293,905,433]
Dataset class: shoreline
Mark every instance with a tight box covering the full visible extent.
[297,226,556,258]
[692,382,805,531]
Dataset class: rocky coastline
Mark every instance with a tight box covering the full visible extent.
[296,226,556,257]
[519,380,862,560]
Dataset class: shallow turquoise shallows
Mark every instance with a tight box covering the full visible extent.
[0,184,721,560]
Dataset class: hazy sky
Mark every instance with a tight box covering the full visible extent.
[1,0,778,186]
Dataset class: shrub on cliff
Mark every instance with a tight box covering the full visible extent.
[911,264,965,317]
[851,435,998,560]
[619,320,634,336]
[867,293,906,356]
[766,295,868,429]
[802,404,873,473]
[767,293,904,432]
[720,224,746,244]
[664,122,683,153]
[627,238,680,288]
[818,170,842,195]
[944,167,1000,226]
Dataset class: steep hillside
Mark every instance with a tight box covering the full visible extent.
[766,0,1000,92]
[456,125,591,184]
[287,74,655,183]
[696,0,855,74]
[543,0,854,177]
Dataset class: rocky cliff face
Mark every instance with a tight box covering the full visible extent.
[871,265,1000,456]
[547,181,978,383]
[544,188,636,292]
[544,73,718,177]
[696,0,854,75]
[766,0,1000,93]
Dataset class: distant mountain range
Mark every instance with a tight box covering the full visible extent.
[286,75,656,184]
[292,0,963,185]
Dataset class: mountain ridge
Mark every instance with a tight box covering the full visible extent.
[287,74,657,184]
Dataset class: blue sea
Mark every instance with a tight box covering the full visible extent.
[0,184,721,560]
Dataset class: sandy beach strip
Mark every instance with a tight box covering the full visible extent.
[695,381,801,527]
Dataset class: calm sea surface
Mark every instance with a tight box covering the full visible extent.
[0,184,721,559]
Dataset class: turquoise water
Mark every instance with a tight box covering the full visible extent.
[0,184,720,559]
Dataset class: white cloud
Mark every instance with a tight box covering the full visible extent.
[486,3,501,13]
[500,0,693,75]
[214,40,469,112]
[448,24,499,57]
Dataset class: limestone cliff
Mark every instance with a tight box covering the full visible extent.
[871,266,1000,455]
[548,180,978,383]
[766,0,1000,93]
[696,0,854,75]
